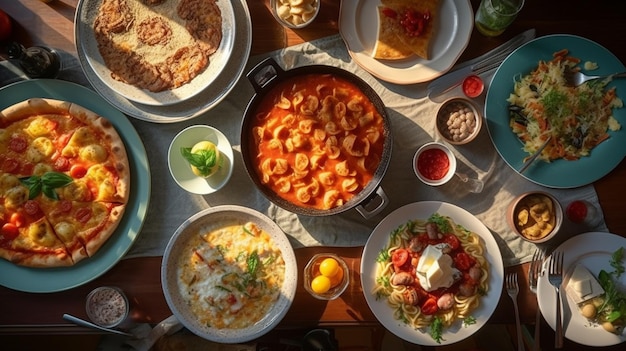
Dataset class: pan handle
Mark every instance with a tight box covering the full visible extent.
[355,187,389,220]
[246,57,285,93]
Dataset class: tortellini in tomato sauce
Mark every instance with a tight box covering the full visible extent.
[250,73,386,210]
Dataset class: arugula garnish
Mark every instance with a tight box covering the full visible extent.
[610,247,625,278]
[595,248,626,327]
[463,316,477,327]
[430,316,445,344]
[20,172,73,200]
[428,213,452,233]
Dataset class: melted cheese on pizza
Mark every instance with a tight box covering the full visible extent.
[62,127,96,158]
[85,165,117,202]
[177,222,285,329]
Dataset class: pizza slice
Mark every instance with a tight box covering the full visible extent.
[42,199,125,258]
[0,177,75,267]
[375,0,441,60]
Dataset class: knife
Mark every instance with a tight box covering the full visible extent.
[427,29,536,99]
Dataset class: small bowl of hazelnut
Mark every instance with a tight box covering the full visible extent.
[304,253,349,300]
[507,191,563,243]
[271,0,320,29]
[436,98,482,145]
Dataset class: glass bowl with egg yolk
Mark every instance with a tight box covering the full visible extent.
[304,253,349,300]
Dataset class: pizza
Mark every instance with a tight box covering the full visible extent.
[373,0,440,60]
[0,98,130,268]
[93,0,223,92]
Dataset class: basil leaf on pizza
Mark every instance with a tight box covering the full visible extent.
[0,98,130,268]
[21,172,73,200]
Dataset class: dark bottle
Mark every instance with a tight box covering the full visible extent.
[7,42,60,78]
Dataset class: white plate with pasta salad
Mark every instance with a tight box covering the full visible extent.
[361,201,504,346]
[485,34,626,188]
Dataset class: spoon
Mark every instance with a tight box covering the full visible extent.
[518,136,552,174]
[63,313,134,337]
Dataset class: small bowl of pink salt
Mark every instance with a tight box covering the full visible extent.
[85,286,130,328]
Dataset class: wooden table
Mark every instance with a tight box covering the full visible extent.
[1,1,626,350]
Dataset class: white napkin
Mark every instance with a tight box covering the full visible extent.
[0,36,609,268]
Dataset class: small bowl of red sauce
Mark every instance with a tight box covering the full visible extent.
[462,75,484,98]
[413,142,456,187]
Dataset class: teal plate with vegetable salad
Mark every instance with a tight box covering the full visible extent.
[537,232,626,346]
[485,35,626,188]
[0,79,150,293]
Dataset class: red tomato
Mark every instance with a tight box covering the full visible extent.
[454,252,476,271]
[391,248,409,267]
[0,9,12,43]
[420,297,439,315]
[443,234,460,250]
[70,165,87,178]
[10,212,25,227]
[1,223,19,240]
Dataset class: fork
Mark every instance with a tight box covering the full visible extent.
[548,251,564,348]
[506,273,524,351]
[564,69,626,87]
[529,249,545,351]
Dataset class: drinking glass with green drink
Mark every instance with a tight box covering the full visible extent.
[475,0,524,37]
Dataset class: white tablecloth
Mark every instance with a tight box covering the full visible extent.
[0,35,608,267]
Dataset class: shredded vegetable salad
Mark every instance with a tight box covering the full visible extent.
[507,49,623,162]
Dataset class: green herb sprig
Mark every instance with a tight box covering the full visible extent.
[20,172,73,200]
[610,247,625,278]
[428,213,452,233]
[181,146,219,177]
[430,316,444,344]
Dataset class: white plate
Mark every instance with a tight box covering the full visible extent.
[161,206,297,343]
[168,125,234,195]
[76,0,235,106]
[74,0,252,122]
[537,232,626,347]
[361,201,504,346]
[338,0,473,85]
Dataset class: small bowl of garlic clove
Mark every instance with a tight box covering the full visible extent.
[271,0,320,29]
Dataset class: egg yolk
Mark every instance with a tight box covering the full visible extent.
[310,275,331,294]
[319,258,340,277]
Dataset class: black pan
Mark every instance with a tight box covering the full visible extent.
[240,57,392,219]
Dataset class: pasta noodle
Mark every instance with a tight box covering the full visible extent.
[372,213,488,343]
[249,74,386,210]
[507,49,623,162]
